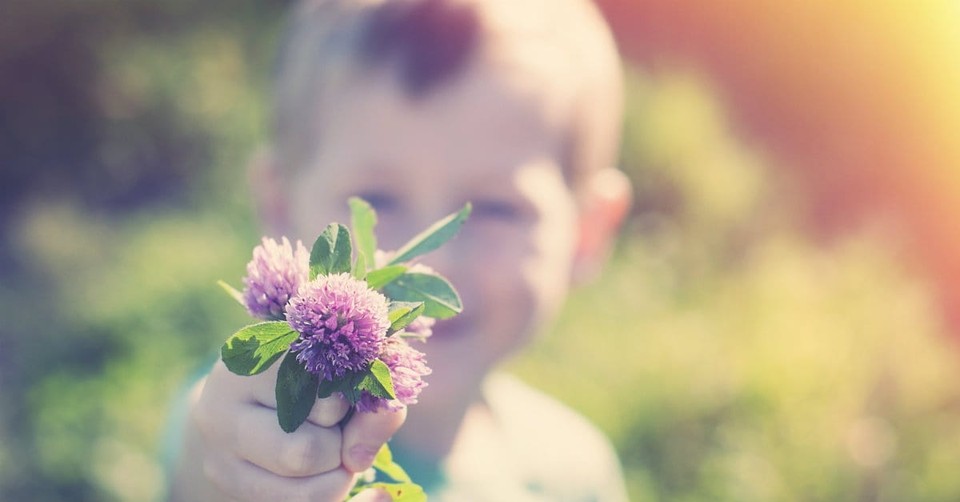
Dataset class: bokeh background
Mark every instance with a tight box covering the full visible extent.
[2,1,960,501]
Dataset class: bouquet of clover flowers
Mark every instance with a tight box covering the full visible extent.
[218,198,470,501]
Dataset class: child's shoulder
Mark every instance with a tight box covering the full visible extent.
[481,372,629,501]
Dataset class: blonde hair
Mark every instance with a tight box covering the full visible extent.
[272,0,623,186]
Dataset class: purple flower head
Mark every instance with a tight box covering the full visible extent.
[242,237,309,320]
[403,316,436,341]
[287,273,391,380]
[356,337,431,413]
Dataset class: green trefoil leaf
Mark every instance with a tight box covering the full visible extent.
[349,197,378,271]
[221,321,299,376]
[352,252,367,280]
[388,203,471,265]
[383,272,463,319]
[310,223,353,279]
[275,351,320,433]
[317,377,340,400]
[365,482,427,502]
[372,443,413,483]
[359,359,396,400]
[339,371,364,404]
[365,264,408,290]
[387,301,425,335]
[314,360,396,404]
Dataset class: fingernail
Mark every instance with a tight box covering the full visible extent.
[350,444,380,469]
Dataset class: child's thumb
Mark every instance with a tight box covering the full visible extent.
[340,405,407,473]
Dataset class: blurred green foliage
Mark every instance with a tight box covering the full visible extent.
[512,71,960,501]
[2,3,959,502]
[0,2,281,500]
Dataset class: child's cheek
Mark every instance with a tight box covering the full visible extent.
[494,235,549,326]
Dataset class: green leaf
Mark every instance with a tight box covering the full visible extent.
[339,371,364,404]
[388,203,471,265]
[350,445,424,501]
[275,351,320,433]
[372,443,413,483]
[383,272,463,319]
[387,301,425,335]
[352,252,367,280]
[357,359,396,399]
[349,197,378,270]
[365,482,426,502]
[310,223,352,279]
[316,378,340,399]
[365,265,407,290]
[221,322,298,376]
[217,280,245,307]
[315,360,396,403]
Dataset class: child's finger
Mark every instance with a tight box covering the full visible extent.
[212,360,350,426]
[207,359,278,407]
[204,360,352,455]
[205,452,355,502]
[340,405,407,473]
[244,375,350,427]
[307,394,351,427]
[234,405,342,477]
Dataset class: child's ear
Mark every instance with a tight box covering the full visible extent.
[573,167,632,283]
[248,147,289,236]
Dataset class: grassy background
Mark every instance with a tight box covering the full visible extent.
[2,2,959,501]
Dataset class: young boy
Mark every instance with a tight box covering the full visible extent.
[169,0,632,500]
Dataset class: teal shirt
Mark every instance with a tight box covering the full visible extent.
[393,373,629,502]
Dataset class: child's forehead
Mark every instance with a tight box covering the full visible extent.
[316,58,573,159]
[299,0,594,132]
[276,0,621,188]
[315,66,569,168]
[354,48,575,122]
[294,61,575,198]
[286,56,581,203]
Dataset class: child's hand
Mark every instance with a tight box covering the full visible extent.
[170,360,406,502]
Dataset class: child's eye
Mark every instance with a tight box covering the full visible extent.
[473,199,522,221]
[356,191,400,212]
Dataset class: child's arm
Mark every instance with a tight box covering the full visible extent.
[167,360,404,502]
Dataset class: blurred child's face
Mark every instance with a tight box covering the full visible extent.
[280,57,581,384]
